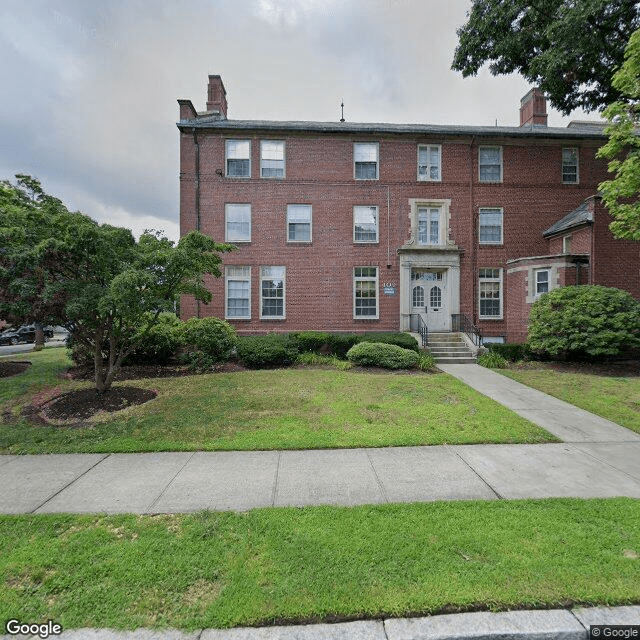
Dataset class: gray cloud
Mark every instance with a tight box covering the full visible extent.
[0,0,592,242]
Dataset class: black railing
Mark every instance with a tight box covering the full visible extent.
[410,313,429,348]
[451,313,483,347]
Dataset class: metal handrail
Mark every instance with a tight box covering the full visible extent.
[451,313,483,347]
[410,313,429,348]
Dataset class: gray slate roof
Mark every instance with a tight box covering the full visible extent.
[177,116,607,140]
[543,200,593,237]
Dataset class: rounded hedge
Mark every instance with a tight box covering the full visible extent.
[236,334,299,368]
[346,341,420,369]
[528,285,640,359]
[180,317,237,365]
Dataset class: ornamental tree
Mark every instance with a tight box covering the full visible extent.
[0,175,236,392]
[452,0,640,114]
[597,28,640,241]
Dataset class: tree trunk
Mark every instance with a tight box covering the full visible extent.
[33,322,45,351]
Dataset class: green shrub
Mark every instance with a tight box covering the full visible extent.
[236,334,299,368]
[324,333,360,358]
[289,331,333,353]
[180,317,237,369]
[417,353,437,371]
[487,342,532,362]
[477,351,508,369]
[295,352,353,370]
[346,342,420,370]
[360,332,420,352]
[528,285,640,360]
[125,312,183,365]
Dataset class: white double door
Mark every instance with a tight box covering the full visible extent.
[411,268,449,332]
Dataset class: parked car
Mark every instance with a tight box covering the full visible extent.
[0,325,54,345]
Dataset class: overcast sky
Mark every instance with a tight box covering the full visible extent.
[1,0,594,242]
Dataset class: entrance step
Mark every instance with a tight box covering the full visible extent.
[426,332,476,364]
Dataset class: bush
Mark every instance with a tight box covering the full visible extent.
[477,351,508,369]
[360,332,420,352]
[236,334,299,368]
[295,352,353,370]
[324,333,360,358]
[346,342,420,370]
[124,312,183,365]
[487,342,532,362]
[528,285,640,360]
[417,353,437,371]
[289,331,333,353]
[180,317,237,369]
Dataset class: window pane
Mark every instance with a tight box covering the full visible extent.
[412,286,424,307]
[227,159,250,177]
[479,209,502,243]
[262,141,284,160]
[261,160,284,178]
[430,286,442,309]
[226,204,251,241]
[479,147,501,181]
[228,280,250,317]
[227,140,250,158]
[354,143,378,162]
[288,223,310,241]
[355,162,377,179]
[355,267,377,278]
[354,206,378,242]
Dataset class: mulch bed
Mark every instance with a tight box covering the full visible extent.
[23,386,158,426]
[0,361,31,378]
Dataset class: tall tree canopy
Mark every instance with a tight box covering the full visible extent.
[0,176,235,391]
[452,0,640,114]
[598,28,640,241]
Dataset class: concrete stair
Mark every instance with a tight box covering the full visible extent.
[426,332,476,364]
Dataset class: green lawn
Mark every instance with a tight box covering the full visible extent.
[1,499,639,630]
[498,366,640,434]
[0,348,556,454]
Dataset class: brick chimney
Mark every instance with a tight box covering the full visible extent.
[520,88,547,126]
[206,75,227,117]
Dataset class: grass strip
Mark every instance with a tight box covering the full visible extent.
[498,367,640,433]
[1,499,639,630]
[1,349,555,454]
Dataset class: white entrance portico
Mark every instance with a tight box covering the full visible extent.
[399,198,461,333]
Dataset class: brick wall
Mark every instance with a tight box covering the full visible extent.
[180,127,614,340]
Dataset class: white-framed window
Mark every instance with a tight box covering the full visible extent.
[418,145,441,181]
[354,266,378,319]
[354,142,379,180]
[225,266,251,319]
[479,207,503,244]
[535,268,550,296]
[226,140,251,178]
[479,146,502,182]
[417,206,442,245]
[261,140,285,178]
[479,267,502,319]
[225,204,251,242]
[562,147,579,183]
[354,206,379,243]
[287,204,312,242]
[260,266,285,319]
[562,235,572,254]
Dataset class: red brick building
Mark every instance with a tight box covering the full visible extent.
[178,76,640,344]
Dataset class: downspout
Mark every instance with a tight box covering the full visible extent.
[386,185,391,268]
[193,127,201,318]
[469,136,476,324]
